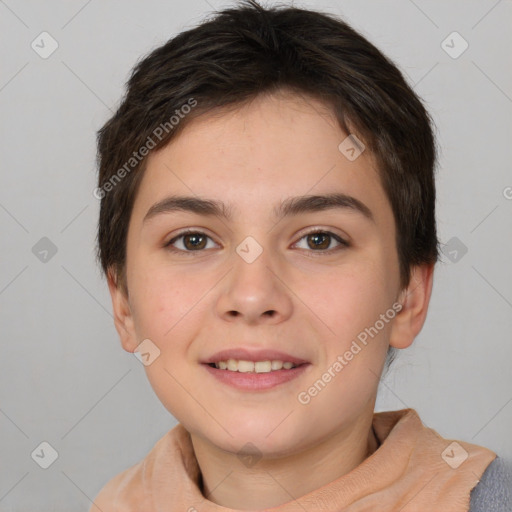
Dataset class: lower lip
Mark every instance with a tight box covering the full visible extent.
[202,363,311,391]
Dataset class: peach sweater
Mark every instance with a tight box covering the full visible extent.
[91,408,496,511]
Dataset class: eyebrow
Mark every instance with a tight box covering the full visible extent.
[142,193,375,225]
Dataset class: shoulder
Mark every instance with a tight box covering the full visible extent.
[469,456,512,512]
[88,470,126,512]
[88,424,186,512]
[88,461,145,512]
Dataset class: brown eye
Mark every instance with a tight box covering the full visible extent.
[307,232,331,250]
[165,231,216,252]
[294,230,349,254]
[182,233,207,250]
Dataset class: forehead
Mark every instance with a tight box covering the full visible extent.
[131,91,391,224]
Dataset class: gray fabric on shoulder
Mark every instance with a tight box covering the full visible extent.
[469,456,512,511]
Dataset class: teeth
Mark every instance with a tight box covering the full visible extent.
[237,360,254,373]
[271,360,283,370]
[255,361,271,373]
[213,359,298,373]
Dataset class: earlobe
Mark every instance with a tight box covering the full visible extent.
[389,264,435,350]
[107,268,138,353]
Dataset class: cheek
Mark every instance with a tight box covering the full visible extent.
[129,263,204,341]
[128,269,204,418]
[302,260,394,345]
[293,266,393,428]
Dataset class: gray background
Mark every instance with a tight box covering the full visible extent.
[1,0,511,510]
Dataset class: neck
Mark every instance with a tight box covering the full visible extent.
[190,409,379,510]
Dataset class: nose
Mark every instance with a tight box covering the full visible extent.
[215,246,293,326]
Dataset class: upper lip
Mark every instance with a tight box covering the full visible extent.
[201,348,309,365]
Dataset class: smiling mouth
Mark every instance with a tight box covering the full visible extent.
[207,359,301,373]
[203,358,311,391]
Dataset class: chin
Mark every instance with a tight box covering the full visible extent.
[228,421,305,455]
[219,433,302,460]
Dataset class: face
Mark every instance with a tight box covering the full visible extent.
[111,91,418,457]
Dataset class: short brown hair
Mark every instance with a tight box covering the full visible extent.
[95,0,439,368]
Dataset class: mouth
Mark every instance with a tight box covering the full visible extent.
[201,349,311,391]
[201,348,308,367]
[207,359,301,372]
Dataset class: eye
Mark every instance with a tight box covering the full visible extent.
[164,228,349,255]
[293,230,349,254]
[165,230,217,252]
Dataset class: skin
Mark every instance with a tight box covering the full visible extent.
[107,89,434,509]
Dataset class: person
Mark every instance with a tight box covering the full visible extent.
[89,1,511,510]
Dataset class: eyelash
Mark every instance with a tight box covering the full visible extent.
[164,228,349,256]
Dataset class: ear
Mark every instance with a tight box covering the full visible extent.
[389,264,434,349]
[107,268,138,353]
